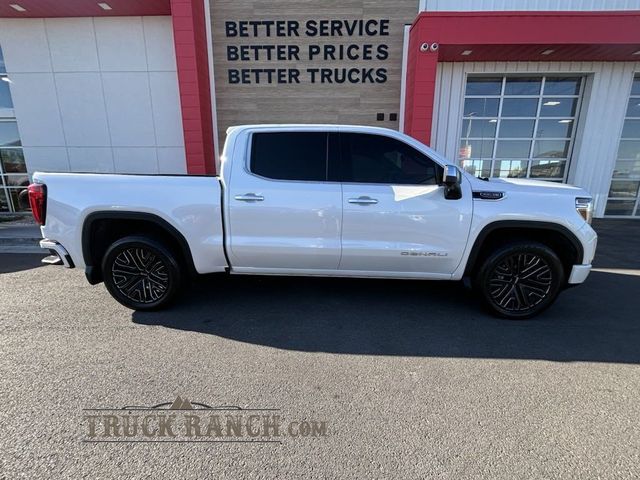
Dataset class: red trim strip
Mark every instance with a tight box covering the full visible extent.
[171,0,215,174]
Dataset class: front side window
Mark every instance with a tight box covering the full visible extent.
[339,133,442,185]
[460,75,583,181]
[250,132,327,181]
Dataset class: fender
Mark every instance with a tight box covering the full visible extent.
[81,211,197,284]
[463,220,584,276]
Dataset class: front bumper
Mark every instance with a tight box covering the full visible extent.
[39,239,75,268]
[568,263,591,284]
[578,221,598,264]
[566,221,597,285]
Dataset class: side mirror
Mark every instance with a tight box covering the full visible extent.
[443,165,462,200]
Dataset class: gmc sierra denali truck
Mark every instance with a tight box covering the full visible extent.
[28,125,597,319]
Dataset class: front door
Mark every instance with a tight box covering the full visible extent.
[227,130,342,271]
[337,132,473,277]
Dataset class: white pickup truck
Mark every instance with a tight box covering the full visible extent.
[29,125,597,319]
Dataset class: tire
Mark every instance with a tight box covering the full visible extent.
[101,235,182,311]
[474,241,564,319]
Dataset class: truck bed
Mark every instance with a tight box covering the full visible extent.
[33,172,228,274]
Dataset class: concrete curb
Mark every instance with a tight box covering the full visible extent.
[0,246,44,254]
[0,237,41,246]
[0,225,42,251]
[0,225,43,253]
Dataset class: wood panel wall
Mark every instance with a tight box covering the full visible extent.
[209,0,419,146]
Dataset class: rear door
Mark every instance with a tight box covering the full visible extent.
[336,131,473,276]
[227,129,342,271]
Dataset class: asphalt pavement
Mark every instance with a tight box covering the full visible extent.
[0,220,639,479]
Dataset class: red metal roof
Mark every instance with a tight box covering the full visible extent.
[0,0,170,17]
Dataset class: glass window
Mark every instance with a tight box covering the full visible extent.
[465,77,502,96]
[0,148,25,173]
[0,189,8,211]
[0,121,20,146]
[626,97,640,118]
[461,119,497,138]
[501,98,538,117]
[609,180,640,198]
[0,76,12,109]
[459,140,494,159]
[463,98,499,117]
[6,187,29,211]
[530,160,566,179]
[499,120,535,138]
[612,160,640,179]
[492,160,528,178]
[461,159,491,178]
[250,132,327,181]
[0,47,26,214]
[536,119,573,138]
[496,140,531,158]
[540,98,577,117]
[544,77,582,95]
[605,75,640,216]
[533,140,570,158]
[460,75,583,182]
[617,140,640,160]
[605,199,636,216]
[3,174,28,187]
[622,119,640,139]
[504,77,541,96]
[341,133,442,185]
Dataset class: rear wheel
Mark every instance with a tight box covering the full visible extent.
[475,242,564,319]
[101,236,181,310]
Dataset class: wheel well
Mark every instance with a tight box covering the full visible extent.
[464,225,582,279]
[82,213,195,283]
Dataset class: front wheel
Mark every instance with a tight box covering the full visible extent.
[101,236,182,311]
[475,242,564,319]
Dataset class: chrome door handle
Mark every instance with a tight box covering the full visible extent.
[348,196,378,205]
[234,193,264,202]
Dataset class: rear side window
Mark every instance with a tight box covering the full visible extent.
[340,133,442,185]
[250,132,327,181]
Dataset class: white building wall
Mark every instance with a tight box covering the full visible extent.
[421,0,640,11]
[431,61,640,217]
[0,16,186,175]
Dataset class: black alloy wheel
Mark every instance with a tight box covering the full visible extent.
[475,242,564,319]
[112,247,169,304]
[102,236,181,310]
[488,252,552,312]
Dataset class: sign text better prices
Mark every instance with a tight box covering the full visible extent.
[225,19,391,85]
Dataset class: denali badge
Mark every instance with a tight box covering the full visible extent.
[401,251,448,257]
[472,191,505,200]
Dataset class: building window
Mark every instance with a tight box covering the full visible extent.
[0,45,28,213]
[459,75,583,181]
[604,75,640,217]
[0,75,12,110]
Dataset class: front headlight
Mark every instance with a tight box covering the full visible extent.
[576,197,593,224]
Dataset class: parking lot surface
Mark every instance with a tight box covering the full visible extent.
[1,220,639,479]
